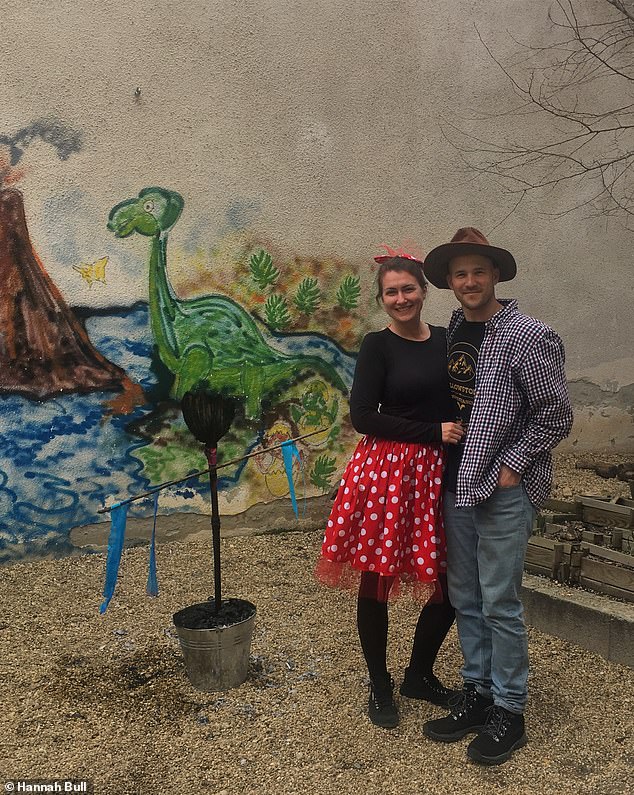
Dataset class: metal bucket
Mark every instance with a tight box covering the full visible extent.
[172,600,256,692]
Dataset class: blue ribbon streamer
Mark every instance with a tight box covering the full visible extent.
[281,440,305,519]
[99,501,128,614]
[146,492,159,597]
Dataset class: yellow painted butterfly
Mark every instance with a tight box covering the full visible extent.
[73,256,108,287]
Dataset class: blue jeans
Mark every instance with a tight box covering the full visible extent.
[444,486,535,714]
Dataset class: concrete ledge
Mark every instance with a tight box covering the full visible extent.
[70,495,332,550]
[522,573,634,669]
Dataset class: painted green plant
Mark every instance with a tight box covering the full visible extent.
[290,381,339,427]
[294,277,321,315]
[336,274,361,310]
[249,250,279,290]
[310,454,338,492]
[265,294,291,330]
[136,430,207,483]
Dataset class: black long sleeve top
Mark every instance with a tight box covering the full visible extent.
[349,326,453,444]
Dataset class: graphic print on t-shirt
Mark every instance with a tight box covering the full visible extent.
[448,342,478,419]
[444,321,485,493]
[448,321,485,430]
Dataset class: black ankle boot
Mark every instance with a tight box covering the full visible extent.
[399,667,457,707]
[467,705,527,765]
[368,674,399,729]
[422,683,493,742]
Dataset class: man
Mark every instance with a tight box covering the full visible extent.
[421,227,573,766]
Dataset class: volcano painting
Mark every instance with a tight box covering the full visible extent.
[0,120,129,399]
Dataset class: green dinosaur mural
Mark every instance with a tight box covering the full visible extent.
[107,187,347,419]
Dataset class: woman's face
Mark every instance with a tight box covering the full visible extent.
[380,269,426,325]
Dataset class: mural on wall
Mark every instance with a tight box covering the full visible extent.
[0,155,370,561]
[107,188,348,414]
[107,187,360,512]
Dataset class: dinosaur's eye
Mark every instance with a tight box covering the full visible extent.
[143,200,155,213]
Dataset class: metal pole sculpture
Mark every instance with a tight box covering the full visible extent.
[180,389,236,615]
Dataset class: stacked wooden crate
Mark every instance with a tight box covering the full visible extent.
[526,496,634,602]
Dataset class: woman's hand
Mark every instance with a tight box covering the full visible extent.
[441,422,464,445]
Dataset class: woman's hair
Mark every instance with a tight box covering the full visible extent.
[375,256,428,304]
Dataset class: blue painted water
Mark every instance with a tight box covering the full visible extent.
[0,306,155,562]
[0,305,356,562]
[268,330,356,388]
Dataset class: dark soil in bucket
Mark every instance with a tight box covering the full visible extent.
[173,598,256,630]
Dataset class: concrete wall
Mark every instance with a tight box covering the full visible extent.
[0,0,631,560]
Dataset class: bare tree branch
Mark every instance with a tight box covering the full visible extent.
[606,0,634,23]
[450,0,634,221]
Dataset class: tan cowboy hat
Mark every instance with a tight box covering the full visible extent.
[423,227,516,289]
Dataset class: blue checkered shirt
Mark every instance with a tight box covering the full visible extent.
[448,299,573,509]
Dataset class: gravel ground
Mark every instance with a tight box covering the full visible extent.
[551,453,632,502]
[1,454,633,795]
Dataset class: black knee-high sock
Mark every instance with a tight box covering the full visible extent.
[357,595,389,683]
[408,584,455,676]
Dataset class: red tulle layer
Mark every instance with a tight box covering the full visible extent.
[314,558,440,603]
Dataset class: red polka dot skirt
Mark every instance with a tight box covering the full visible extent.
[315,436,446,598]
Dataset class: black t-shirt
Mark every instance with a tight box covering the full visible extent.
[349,326,453,444]
[444,320,485,492]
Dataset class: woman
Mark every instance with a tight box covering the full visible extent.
[316,251,463,729]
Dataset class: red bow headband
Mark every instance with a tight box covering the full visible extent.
[374,245,424,265]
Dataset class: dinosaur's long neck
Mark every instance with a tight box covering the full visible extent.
[148,233,179,369]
